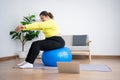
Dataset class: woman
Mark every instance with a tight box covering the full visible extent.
[15,11,65,68]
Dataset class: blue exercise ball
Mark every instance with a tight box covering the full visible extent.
[41,47,72,67]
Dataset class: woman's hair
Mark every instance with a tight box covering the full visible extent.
[39,11,54,19]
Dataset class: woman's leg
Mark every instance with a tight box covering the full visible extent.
[19,36,65,68]
[25,37,65,64]
[25,40,42,64]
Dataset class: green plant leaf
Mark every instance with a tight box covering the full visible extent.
[31,19,36,22]
[10,31,16,35]
[24,16,31,23]
[9,14,40,51]
[20,21,27,25]
[29,15,35,19]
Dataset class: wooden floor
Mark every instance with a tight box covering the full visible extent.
[0,57,120,80]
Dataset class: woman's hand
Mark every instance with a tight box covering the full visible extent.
[15,25,25,32]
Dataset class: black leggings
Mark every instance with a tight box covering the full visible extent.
[25,36,65,64]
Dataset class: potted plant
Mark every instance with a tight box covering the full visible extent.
[10,14,40,58]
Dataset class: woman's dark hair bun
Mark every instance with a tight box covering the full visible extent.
[40,11,54,19]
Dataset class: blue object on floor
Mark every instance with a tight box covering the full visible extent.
[42,47,72,67]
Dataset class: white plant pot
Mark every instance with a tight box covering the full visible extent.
[17,51,28,58]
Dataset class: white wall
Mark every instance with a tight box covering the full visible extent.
[0,0,120,58]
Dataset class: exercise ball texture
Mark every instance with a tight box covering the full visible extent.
[42,47,72,66]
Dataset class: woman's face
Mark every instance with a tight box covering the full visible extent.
[40,15,49,22]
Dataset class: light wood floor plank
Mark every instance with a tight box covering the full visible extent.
[0,58,120,80]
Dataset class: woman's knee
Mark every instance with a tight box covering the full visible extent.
[31,41,40,47]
